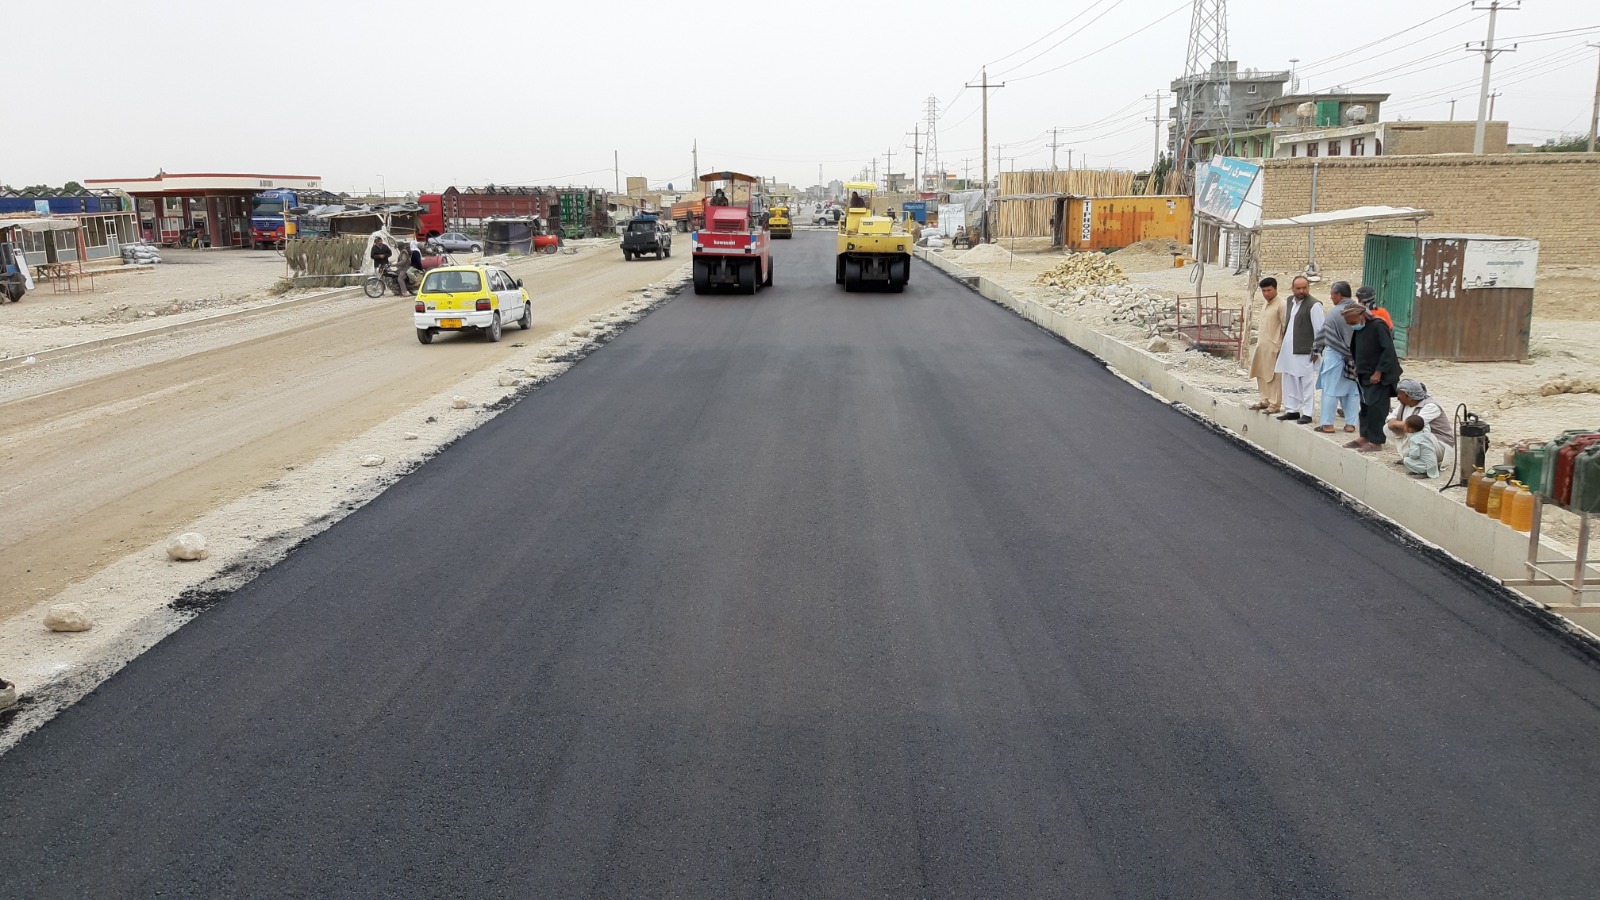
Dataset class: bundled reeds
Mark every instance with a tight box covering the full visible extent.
[285,236,369,287]
[996,170,1138,238]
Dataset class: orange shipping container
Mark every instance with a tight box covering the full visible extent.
[1064,195,1191,252]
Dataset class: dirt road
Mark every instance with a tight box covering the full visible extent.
[0,244,681,617]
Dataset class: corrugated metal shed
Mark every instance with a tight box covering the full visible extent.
[1363,232,1538,362]
[1063,195,1192,251]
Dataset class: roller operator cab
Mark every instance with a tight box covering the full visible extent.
[835,181,911,292]
[690,171,772,295]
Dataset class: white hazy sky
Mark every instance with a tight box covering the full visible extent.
[9,0,1596,194]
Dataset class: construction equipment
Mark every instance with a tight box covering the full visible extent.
[691,171,771,295]
[768,203,792,239]
[835,182,911,293]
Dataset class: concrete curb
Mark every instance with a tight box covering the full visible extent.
[915,246,1600,644]
[0,284,368,372]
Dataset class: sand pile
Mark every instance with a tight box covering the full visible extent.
[1112,238,1186,258]
[1034,253,1128,289]
[957,243,1015,265]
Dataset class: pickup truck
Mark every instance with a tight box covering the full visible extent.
[621,215,673,260]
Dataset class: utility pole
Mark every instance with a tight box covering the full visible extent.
[1488,90,1502,121]
[1449,98,1457,121]
[692,139,698,183]
[923,95,941,192]
[883,147,896,189]
[906,126,921,192]
[613,150,619,194]
[962,158,972,187]
[1146,91,1168,177]
[1049,128,1062,171]
[1468,1,1518,155]
[1590,44,1600,152]
[965,65,1005,243]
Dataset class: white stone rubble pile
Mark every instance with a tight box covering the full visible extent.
[1034,281,1177,332]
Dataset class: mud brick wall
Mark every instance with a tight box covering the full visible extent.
[1258,153,1600,274]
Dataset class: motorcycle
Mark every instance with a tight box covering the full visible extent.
[363,264,408,298]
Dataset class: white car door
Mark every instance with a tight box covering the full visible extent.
[495,268,524,319]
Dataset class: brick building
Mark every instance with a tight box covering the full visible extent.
[1257,153,1600,273]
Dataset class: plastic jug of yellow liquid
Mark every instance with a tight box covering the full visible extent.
[1485,474,1510,518]
[1466,467,1487,510]
[1508,482,1536,533]
[1499,480,1522,524]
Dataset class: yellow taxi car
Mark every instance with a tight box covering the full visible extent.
[412,264,532,344]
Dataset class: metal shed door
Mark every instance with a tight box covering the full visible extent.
[1363,234,1415,357]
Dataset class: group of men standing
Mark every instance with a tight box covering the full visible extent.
[1249,276,1453,476]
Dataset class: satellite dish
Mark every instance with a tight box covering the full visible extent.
[1346,105,1369,123]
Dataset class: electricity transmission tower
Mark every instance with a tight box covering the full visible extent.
[1177,0,1230,187]
[922,95,941,191]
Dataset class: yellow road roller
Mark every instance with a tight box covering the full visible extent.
[834,182,911,292]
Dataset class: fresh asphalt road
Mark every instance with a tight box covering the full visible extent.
[3,232,1600,898]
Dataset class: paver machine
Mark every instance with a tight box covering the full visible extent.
[835,181,911,293]
[691,171,772,295]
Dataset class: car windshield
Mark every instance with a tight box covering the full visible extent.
[251,198,285,216]
[422,271,482,294]
[629,221,655,233]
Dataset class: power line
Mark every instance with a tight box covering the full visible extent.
[985,0,1117,68]
[994,0,1130,78]
[1388,41,1596,109]
[1009,1,1189,83]
[1294,2,1474,77]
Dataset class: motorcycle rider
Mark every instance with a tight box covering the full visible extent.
[392,240,413,296]
[370,236,392,272]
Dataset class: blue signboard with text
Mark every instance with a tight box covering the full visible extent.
[1194,157,1261,226]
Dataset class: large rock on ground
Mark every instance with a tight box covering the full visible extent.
[44,604,93,632]
[166,533,209,561]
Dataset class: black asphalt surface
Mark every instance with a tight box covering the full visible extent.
[3,232,1600,898]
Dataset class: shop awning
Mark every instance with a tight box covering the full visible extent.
[1259,206,1431,230]
[0,217,81,232]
